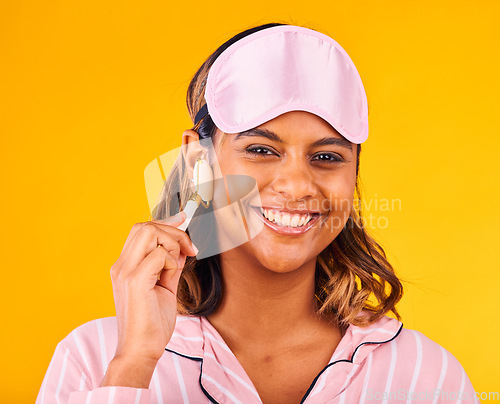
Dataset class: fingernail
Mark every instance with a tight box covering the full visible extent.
[191,242,199,255]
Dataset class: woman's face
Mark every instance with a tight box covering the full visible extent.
[209,110,358,273]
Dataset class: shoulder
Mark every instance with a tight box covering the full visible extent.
[393,326,464,374]
[58,317,118,375]
[374,323,475,392]
[40,317,120,389]
[393,326,448,356]
[61,316,118,353]
[60,315,200,361]
[361,316,463,370]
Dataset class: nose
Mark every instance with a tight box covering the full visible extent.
[271,154,318,201]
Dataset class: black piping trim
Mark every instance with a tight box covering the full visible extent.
[165,347,220,403]
[164,348,203,361]
[198,359,219,404]
[299,322,404,404]
[165,322,403,404]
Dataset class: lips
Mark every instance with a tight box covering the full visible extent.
[250,206,323,235]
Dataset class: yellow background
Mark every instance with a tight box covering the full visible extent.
[1,0,499,402]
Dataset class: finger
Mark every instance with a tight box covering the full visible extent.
[119,212,186,258]
[156,255,185,296]
[119,225,187,278]
[119,222,144,257]
[133,221,199,256]
[118,217,196,275]
[130,244,179,288]
[138,221,198,259]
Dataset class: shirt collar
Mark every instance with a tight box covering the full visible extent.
[334,313,403,364]
[166,311,402,361]
[165,312,403,403]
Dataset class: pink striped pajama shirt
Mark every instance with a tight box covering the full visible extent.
[36,313,479,403]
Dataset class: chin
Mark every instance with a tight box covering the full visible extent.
[248,245,312,273]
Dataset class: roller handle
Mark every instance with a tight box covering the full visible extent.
[177,199,199,232]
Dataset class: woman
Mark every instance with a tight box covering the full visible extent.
[36,23,478,403]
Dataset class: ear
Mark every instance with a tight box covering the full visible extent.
[181,129,205,181]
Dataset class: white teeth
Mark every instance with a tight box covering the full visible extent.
[282,214,291,226]
[290,215,300,227]
[274,211,282,226]
[259,207,314,228]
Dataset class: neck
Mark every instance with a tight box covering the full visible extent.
[206,250,335,353]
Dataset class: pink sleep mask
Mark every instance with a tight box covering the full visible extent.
[195,25,369,144]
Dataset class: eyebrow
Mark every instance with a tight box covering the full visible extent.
[234,128,353,151]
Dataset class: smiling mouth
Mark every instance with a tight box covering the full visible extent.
[250,206,323,235]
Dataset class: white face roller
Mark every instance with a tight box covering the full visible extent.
[144,136,264,259]
[177,157,214,232]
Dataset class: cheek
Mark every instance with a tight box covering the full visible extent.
[320,175,356,231]
[209,152,258,237]
[322,169,356,203]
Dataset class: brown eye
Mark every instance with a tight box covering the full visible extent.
[312,153,344,163]
[245,146,276,156]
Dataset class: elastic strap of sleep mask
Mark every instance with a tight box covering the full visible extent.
[194,103,209,126]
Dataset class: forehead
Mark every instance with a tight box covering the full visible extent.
[257,111,344,136]
[215,111,353,152]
